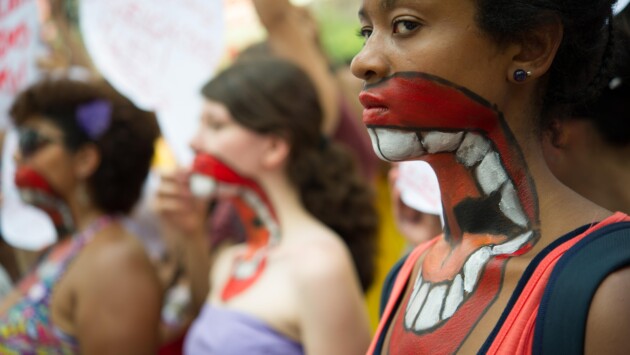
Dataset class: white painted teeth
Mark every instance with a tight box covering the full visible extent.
[403,239,537,332]
[405,275,429,328]
[456,133,492,167]
[189,174,217,198]
[415,284,448,331]
[368,128,426,161]
[242,190,280,244]
[368,128,468,161]
[421,132,464,154]
[491,231,533,256]
[442,274,464,319]
[499,182,528,228]
[463,247,491,293]
[476,152,508,195]
[404,247,493,332]
[393,130,537,333]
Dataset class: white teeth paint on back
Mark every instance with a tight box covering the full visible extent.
[421,132,464,154]
[499,182,528,228]
[463,247,491,293]
[476,152,508,195]
[405,280,430,329]
[456,133,492,167]
[442,274,464,320]
[370,128,426,161]
[492,231,533,256]
[414,284,448,331]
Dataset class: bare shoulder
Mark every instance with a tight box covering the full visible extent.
[82,224,155,276]
[585,265,630,355]
[284,230,371,355]
[287,230,356,289]
[73,223,161,302]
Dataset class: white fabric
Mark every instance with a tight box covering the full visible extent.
[0,0,40,130]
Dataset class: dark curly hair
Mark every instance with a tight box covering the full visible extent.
[201,58,378,291]
[475,0,618,125]
[571,5,630,146]
[10,77,160,215]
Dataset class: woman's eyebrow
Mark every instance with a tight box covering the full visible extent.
[359,0,407,19]
[381,0,401,10]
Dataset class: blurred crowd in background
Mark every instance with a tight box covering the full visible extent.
[0,0,628,354]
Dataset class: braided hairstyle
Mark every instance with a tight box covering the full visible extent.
[201,58,378,291]
[571,5,630,146]
[475,0,618,126]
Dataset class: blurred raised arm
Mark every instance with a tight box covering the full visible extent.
[252,0,341,135]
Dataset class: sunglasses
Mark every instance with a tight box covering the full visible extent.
[17,128,64,159]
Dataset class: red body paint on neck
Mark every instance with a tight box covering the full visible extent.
[14,166,74,235]
[360,73,540,352]
[191,154,279,302]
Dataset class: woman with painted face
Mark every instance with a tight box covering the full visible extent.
[0,78,162,354]
[155,57,377,355]
[351,0,630,353]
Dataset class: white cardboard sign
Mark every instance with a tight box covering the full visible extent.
[0,0,40,130]
[0,0,57,251]
[79,0,225,164]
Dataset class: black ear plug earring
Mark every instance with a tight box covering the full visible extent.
[513,69,532,82]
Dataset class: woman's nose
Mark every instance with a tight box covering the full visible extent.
[351,39,390,84]
[189,127,211,155]
[189,132,202,154]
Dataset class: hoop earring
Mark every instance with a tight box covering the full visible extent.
[513,69,532,82]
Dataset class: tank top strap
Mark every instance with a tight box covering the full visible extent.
[45,215,115,292]
[0,215,115,353]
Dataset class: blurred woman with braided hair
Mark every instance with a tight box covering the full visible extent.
[350,0,630,353]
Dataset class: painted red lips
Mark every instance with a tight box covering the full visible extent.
[359,91,390,121]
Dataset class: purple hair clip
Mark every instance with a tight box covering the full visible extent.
[76,100,112,140]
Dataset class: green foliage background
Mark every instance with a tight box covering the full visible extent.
[311,1,364,64]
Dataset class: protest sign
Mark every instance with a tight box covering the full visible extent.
[0,0,56,250]
[80,0,225,164]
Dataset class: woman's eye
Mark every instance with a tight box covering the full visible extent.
[393,20,420,35]
[357,27,373,40]
[206,121,224,130]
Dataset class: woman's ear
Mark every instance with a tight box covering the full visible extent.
[507,16,563,82]
[73,144,101,180]
[262,136,290,169]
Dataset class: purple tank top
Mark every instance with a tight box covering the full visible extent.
[184,304,304,355]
